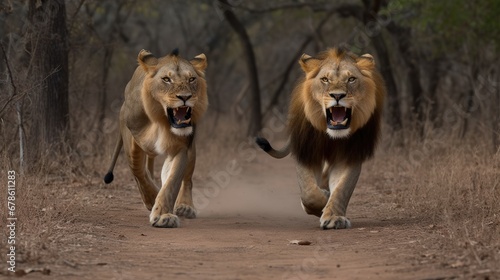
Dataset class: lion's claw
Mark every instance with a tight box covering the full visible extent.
[174,204,197,219]
[320,215,351,230]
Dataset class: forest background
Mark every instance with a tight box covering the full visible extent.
[0,0,498,277]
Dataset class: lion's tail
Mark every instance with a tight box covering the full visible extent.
[103,135,123,184]
[255,137,290,159]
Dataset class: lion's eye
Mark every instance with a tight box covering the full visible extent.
[189,77,196,83]
[320,77,329,83]
[347,77,357,83]
[162,77,172,84]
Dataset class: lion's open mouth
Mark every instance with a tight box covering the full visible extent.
[326,106,352,130]
[167,106,192,128]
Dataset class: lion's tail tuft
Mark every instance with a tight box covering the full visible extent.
[103,135,123,184]
[104,172,114,184]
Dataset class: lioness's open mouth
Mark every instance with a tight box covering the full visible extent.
[326,106,352,130]
[167,106,192,128]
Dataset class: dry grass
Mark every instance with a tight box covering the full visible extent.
[0,175,110,277]
[0,131,109,271]
[1,176,67,264]
[1,112,498,276]
[371,128,500,274]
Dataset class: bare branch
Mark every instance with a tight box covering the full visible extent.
[262,6,357,117]
[234,1,330,13]
[67,0,87,33]
[0,42,19,115]
[218,0,263,136]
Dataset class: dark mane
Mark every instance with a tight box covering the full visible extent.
[288,47,384,168]
[289,106,380,169]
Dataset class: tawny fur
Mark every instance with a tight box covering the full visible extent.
[104,49,208,228]
[257,48,385,229]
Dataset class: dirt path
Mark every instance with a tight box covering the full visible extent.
[21,154,459,279]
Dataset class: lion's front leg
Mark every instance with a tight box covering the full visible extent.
[320,162,362,230]
[149,149,188,228]
[296,163,329,217]
[174,144,197,219]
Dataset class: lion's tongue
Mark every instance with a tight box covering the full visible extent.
[331,107,346,122]
[174,107,189,120]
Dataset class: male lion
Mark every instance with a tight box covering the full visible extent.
[104,49,208,228]
[256,48,385,229]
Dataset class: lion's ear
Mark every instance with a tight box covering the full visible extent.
[190,53,207,73]
[138,49,158,72]
[299,53,319,73]
[356,53,375,70]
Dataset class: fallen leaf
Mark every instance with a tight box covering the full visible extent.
[289,240,312,245]
[14,267,51,276]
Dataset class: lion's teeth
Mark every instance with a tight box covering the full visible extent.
[340,118,348,125]
[178,119,191,124]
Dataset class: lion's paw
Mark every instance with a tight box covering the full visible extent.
[174,204,197,219]
[150,211,180,228]
[320,214,351,230]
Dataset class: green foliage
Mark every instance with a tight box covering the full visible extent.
[387,0,500,51]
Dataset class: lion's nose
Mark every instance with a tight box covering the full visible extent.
[176,94,192,102]
[329,93,346,102]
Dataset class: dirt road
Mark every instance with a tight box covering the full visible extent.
[17,154,460,279]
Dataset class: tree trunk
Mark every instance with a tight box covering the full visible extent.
[356,1,403,131]
[333,1,404,131]
[386,23,425,133]
[97,46,113,142]
[494,68,500,152]
[461,64,479,138]
[425,58,441,125]
[27,0,69,166]
[369,34,403,131]
[218,0,262,136]
[0,42,26,172]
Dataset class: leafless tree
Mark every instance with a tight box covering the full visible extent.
[217,0,262,136]
[26,0,69,167]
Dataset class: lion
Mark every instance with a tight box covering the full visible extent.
[256,48,385,229]
[103,49,208,228]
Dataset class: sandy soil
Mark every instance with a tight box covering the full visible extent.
[12,153,464,279]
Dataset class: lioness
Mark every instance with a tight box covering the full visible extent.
[104,49,208,228]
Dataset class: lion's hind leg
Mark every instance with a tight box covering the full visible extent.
[320,163,361,230]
